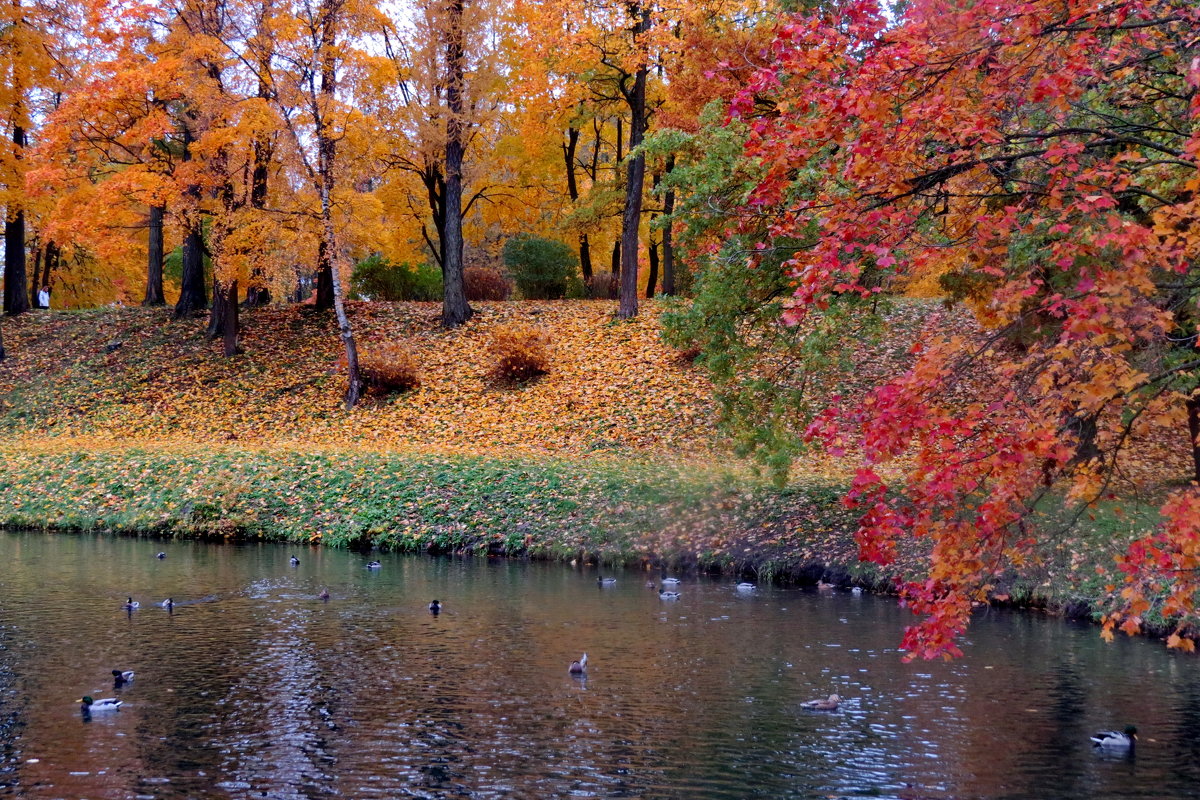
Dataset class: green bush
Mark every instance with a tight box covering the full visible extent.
[502,235,578,300]
[351,255,443,301]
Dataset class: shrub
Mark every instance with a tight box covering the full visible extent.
[463,266,512,301]
[489,323,551,381]
[351,255,443,301]
[358,343,421,393]
[502,234,579,300]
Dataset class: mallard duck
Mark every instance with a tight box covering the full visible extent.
[365,561,382,569]
[817,581,835,592]
[568,653,588,675]
[661,577,681,586]
[161,598,174,609]
[429,599,441,614]
[1091,726,1137,748]
[801,693,840,711]
[659,588,681,600]
[318,588,330,602]
[736,582,756,591]
[598,577,617,586]
[851,586,864,596]
[111,670,135,685]
[123,596,140,610]
[155,552,166,560]
[79,696,121,712]
[290,556,300,566]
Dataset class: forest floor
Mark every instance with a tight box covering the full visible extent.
[0,299,1189,632]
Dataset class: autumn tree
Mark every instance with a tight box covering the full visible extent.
[713,0,1200,657]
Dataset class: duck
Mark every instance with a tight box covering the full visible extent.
[290,556,300,566]
[123,596,140,610]
[111,669,135,686]
[79,696,122,712]
[660,577,682,586]
[155,552,166,560]
[851,586,864,596]
[817,581,835,592]
[801,693,840,711]
[659,588,682,600]
[365,561,382,569]
[161,598,174,609]
[318,588,330,602]
[429,599,441,614]
[597,577,617,586]
[568,653,588,675]
[736,582,756,592]
[1091,726,1137,748]
[645,581,657,589]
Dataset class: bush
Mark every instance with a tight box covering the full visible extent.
[358,343,421,393]
[489,323,551,381]
[464,266,512,301]
[502,235,578,300]
[351,255,443,302]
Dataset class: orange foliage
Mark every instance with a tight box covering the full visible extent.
[489,321,552,381]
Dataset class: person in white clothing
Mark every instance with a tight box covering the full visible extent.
[37,286,50,309]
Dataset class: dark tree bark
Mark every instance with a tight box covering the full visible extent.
[174,224,207,317]
[245,107,272,308]
[562,125,592,281]
[0,318,5,361]
[4,124,30,317]
[205,276,239,355]
[646,231,658,298]
[616,2,650,319]
[1188,395,1200,485]
[661,154,676,296]
[609,240,620,299]
[440,0,472,329]
[315,237,334,309]
[40,240,54,295]
[144,205,166,306]
[174,126,207,318]
[28,243,42,307]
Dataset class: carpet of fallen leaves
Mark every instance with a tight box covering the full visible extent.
[0,300,722,457]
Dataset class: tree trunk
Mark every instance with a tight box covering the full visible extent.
[315,0,362,408]
[29,243,42,307]
[646,231,658,298]
[144,205,166,306]
[223,279,238,356]
[617,3,650,320]
[1188,394,1200,485]
[0,318,5,361]
[4,125,29,316]
[315,237,334,310]
[245,115,272,308]
[440,0,472,329]
[563,125,592,282]
[661,154,676,296]
[609,240,620,299]
[174,224,207,317]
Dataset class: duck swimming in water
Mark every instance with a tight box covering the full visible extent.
[161,598,174,609]
[597,577,617,586]
[801,693,840,711]
[123,596,139,610]
[365,561,382,569]
[568,653,588,675]
[79,696,122,712]
[659,589,681,600]
[429,599,441,614]
[111,670,135,686]
[290,555,300,566]
[1091,727,1137,749]
[736,582,756,592]
[155,552,166,559]
[318,588,330,602]
[660,577,681,586]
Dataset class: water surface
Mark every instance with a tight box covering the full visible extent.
[0,531,1197,799]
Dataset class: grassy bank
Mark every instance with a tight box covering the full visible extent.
[0,445,865,574]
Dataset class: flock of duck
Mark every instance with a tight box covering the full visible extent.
[86,551,1141,751]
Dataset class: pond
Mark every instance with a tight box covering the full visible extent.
[0,530,1198,799]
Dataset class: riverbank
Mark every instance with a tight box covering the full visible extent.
[0,443,1163,636]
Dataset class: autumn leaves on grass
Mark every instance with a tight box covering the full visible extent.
[356,322,552,396]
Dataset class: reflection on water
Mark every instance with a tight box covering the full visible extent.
[0,530,1198,799]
